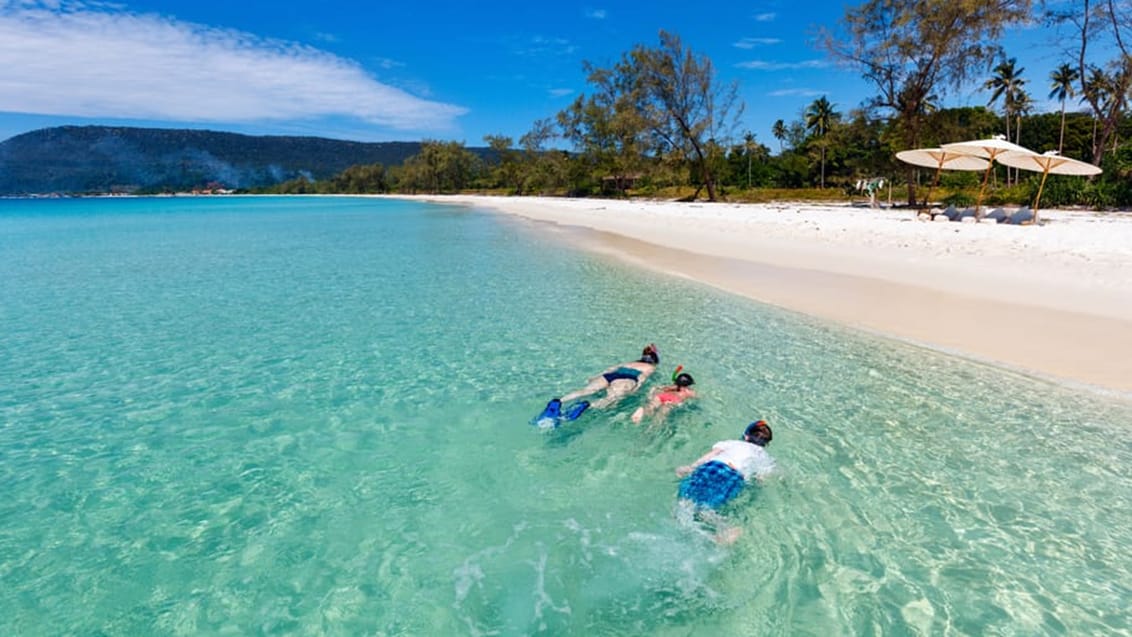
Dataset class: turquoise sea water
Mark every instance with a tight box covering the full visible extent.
[2,196,1131,636]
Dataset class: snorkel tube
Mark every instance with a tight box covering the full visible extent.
[671,365,684,383]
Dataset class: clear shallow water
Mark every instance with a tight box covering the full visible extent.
[1,196,1131,636]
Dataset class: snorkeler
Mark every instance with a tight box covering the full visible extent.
[558,343,659,409]
[630,366,697,424]
[675,420,775,544]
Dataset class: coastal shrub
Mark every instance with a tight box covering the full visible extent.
[939,171,981,190]
[985,183,1033,207]
[942,192,974,207]
[1034,175,1088,208]
[1080,181,1117,209]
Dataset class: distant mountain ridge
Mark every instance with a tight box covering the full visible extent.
[0,126,461,195]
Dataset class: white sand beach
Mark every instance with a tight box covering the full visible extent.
[399,195,1132,397]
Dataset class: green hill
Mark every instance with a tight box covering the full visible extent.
[0,126,477,195]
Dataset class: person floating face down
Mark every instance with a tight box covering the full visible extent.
[557,344,660,410]
[631,366,696,424]
[674,420,775,544]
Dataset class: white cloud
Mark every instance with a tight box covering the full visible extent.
[548,88,573,97]
[768,88,826,97]
[753,12,776,22]
[585,8,606,19]
[0,2,466,131]
[736,59,828,71]
[733,37,781,49]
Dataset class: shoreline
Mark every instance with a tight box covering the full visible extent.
[392,194,1132,398]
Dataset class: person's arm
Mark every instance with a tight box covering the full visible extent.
[751,453,777,483]
[676,447,721,477]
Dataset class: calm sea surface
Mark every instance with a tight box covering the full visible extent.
[2,196,1131,636]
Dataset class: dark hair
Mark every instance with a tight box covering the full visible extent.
[674,372,694,387]
[743,420,772,446]
[640,344,659,365]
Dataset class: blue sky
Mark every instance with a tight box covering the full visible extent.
[0,0,1095,151]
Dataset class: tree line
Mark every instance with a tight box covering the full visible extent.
[258,0,1132,208]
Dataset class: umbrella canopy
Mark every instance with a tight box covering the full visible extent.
[941,136,1037,216]
[941,135,1034,160]
[895,148,990,171]
[995,150,1102,222]
[895,148,989,211]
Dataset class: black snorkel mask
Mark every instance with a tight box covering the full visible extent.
[640,344,659,365]
[744,420,772,447]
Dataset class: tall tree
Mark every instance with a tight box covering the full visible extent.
[557,64,649,195]
[626,30,743,201]
[400,140,479,194]
[985,57,1028,183]
[772,119,787,153]
[804,96,839,188]
[1080,66,1114,155]
[1049,63,1079,153]
[984,57,1027,146]
[819,0,1032,204]
[1052,0,1132,164]
[519,118,563,194]
[484,134,521,194]
[741,131,762,189]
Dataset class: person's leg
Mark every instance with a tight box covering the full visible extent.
[560,377,609,402]
[591,379,636,409]
[631,399,656,424]
[652,404,675,424]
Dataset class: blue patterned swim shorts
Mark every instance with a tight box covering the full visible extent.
[678,460,746,509]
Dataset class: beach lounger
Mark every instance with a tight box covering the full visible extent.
[982,208,1008,223]
[940,205,961,221]
[1007,207,1034,224]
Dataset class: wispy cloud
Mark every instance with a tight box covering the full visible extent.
[736,59,828,71]
[514,35,578,57]
[733,37,781,49]
[585,8,607,19]
[753,12,776,22]
[374,57,406,70]
[548,88,573,97]
[0,2,466,131]
[768,88,826,97]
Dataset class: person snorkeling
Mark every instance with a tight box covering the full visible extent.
[538,344,659,425]
[675,420,775,544]
[631,365,697,424]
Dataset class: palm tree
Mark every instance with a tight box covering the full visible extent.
[1049,63,1079,153]
[804,96,838,188]
[1012,91,1032,177]
[1081,66,1113,157]
[743,131,756,189]
[771,119,787,154]
[984,57,1026,183]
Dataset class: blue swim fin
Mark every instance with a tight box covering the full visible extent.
[533,398,563,428]
[563,400,590,421]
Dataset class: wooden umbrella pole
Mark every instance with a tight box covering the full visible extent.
[974,161,994,218]
[922,163,943,210]
[1032,169,1051,224]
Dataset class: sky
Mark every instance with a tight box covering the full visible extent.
[0,0,1099,151]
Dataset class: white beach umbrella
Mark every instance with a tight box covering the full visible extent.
[895,148,989,211]
[995,150,1102,223]
[941,135,1037,215]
